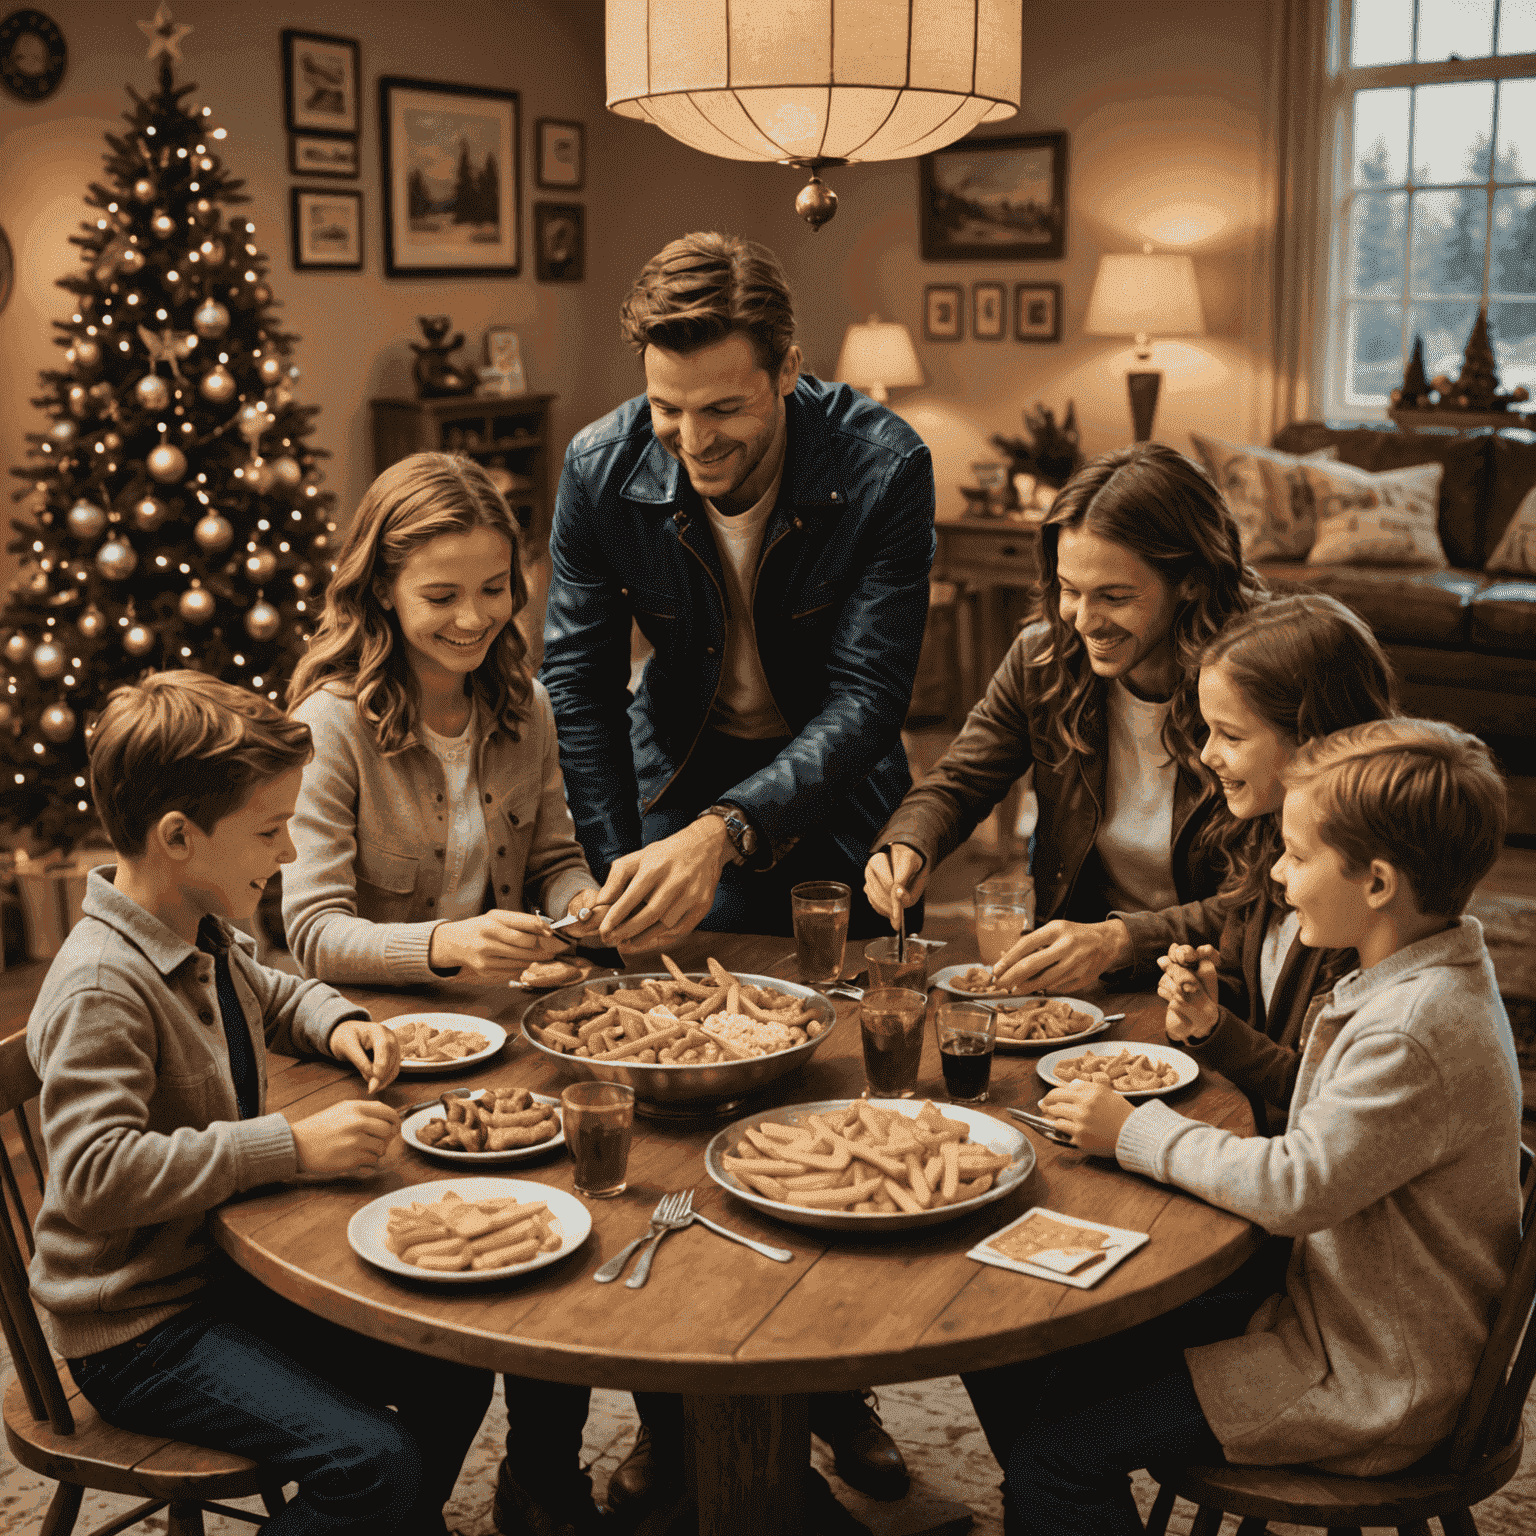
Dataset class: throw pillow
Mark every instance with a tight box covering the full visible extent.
[1291,459,1449,568]
[1486,480,1536,575]
[1189,432,1338,562]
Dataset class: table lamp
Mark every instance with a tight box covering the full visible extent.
[1084,244,1206,442]
[834,316,926,404]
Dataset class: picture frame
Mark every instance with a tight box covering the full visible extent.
[1014,282,1062,343]
[0,8,67,103]
[533,201,584,283]
[923,284,963,342]
[920,130,1068,262]
[282,29,360,137]
[481,325,527,395]
[972,281,1006,340]
[535,118,585,189]
[290,187,363,271]
[289,133,359,179]
[380,76,520,278]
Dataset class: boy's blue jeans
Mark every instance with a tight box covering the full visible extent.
[68,1269,493,1536]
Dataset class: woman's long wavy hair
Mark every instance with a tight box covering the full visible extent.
[1031,442,1267,775]
[287,452,531,750]
[1194,593,1399,910]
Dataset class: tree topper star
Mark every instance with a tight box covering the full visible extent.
[138,3,193,62]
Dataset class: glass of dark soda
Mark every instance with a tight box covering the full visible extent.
[935,1002,997,1104]
[561,1081,635,1198]
[858,986,928,1098]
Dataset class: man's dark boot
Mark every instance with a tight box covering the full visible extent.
[604,1423,688,1529]
[807,1390,909,1501]
[494,1456,603,1536]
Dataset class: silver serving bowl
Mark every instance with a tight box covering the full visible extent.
[520,972,838,1117]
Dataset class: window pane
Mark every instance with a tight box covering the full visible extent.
[1411,189,1489,294]
[1493,187,1536,294]
[1411,80,1496,183]
[1350,191,1409,294]
[1345,302,1405,402]
[1408,299,1482,383]
[1488,301,1536,393]
[1495,78,1536,181]
[1498,0,1536,54]
[1352,0,1414,64]
[1417,0,1495,61]
[1354,88,1411,184]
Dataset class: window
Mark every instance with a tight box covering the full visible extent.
[1322,0,1536,417]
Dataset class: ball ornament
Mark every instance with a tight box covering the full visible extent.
[118,245,146,276]
[244,547,278,582]
[193,299,230,339]
[199,364,236,403]
[194,513,234,552]
[40,703,77,743]
[291,569,312,594]
[66,500,107,541]
[47,419,78,446]
[5,633,33,666]
[72,338,101,369]
[257,356,283,385]
[147,443,187,484]
[179,586,216,625]
[135,373,171,411]
[152,212,176,238]
[32,641,65,681]
[96,538,138,580]
[271,456,302,490]
[245,600,281,641]
[132,495,169,531]
[252,283,272,305]
[123,622,156,656]
[77,606,108,641]
[67,384,89,417]
[132,177,155,201]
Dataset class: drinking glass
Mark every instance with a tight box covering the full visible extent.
[858,986,928,1099]
[561,1082,635,1199]
[791,881,851,984]
[863,935,930,992]
[935,1001,998,1104]
[974,876,1035,967]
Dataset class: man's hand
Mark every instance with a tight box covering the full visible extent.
[291,1099,399,1175]
[594,818,735,951]
[428,910,573,979]
[1037,1081,1136,1156]
[329,1019,401,1094]
[1156,944,1219,1042]
[991,919,1132,995]
[863,845,928,931]
[558,886,606,940]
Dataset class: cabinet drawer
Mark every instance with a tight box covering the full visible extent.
[939,528,1039,582]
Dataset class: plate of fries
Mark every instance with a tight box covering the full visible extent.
[522,957,837,1113]
[389,1014,508,1076]
[932,963,1044,1001]
[508,956,604,990]
[402,1088,565,1165]
[348,1177,591,1282]
[1037,1041,1197,1098]
[704,1097,1034,1231]
[990,996,1110,1052]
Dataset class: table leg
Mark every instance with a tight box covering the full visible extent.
[684,1392,807,1536]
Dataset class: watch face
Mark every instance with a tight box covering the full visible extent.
[1,9,66,102]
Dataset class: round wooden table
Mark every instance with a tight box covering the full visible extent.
[213,932,1259,1534]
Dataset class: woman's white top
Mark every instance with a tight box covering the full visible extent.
[1259,907,1303,1012]
[419,700,491,923]
[1096,679,1180,913]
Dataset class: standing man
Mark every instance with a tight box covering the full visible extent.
[533,232,935,1533]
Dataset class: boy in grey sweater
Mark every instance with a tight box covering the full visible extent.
[27,672,493,1536]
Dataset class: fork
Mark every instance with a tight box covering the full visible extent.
[592,1193,681,1284]
[625,1191,695,1289]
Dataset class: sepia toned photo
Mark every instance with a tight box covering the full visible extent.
[920,131,1067,261]
[282,29,359,136]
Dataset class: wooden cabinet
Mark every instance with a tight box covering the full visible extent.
[934,518,1041,709]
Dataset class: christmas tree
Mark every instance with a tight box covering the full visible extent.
[1452,308,1501,410]
[1392,334,1430,408]
[1,6,336,854]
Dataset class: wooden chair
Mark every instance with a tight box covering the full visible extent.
[0,1029,286,1536]
[1146,1143,1536,1536]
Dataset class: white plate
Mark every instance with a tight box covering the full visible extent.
[932,963,1042,1002]
[987,996,1109,1053]
[402,1092,565,1165]
[388,1014,507,1076]
[507,958,605,991]
[1036,1040,1198,1099]
[705,1097,1034,1232]
[347,1176,590,1283]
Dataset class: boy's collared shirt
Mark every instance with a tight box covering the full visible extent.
[26,866,368,1359]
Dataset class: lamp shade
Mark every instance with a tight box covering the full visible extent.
[835,317,925,401]
[1084,251,1207,338]
[605,0,1021,165]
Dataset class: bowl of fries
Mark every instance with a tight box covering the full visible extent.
[704,1097,1034,1231]
[521,956,838,1116]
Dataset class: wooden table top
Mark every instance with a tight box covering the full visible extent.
[213,932,1260,1396]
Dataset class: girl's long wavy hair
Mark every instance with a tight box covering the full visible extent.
[287,452,531,750]
[1194,593,1399,910]
[1031,442,1266,775]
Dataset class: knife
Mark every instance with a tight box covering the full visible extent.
[1006,1105,1075,1146]
[396,1087,482,1120]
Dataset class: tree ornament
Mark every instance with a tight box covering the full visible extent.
[243,457,275,494]
[238,401,271,439]
[66,384,89,417]
[102,430,122,451]
[78,605,108,641]
[118,245,146,278]
[96,537,139,580]
[258,356,283,385]
[47,419,79,446]
[152,211,176,238]
[244,547,277,582]
[72,337,102,370]
[202,238,226,267]
[5,632,32,665]
[271,455,302,490]
[245,598,281,641]
[200,364,236,403]
[179,585,216,624]
[139,3,195,63]
[194,512,233,551]
[291,569,312,593]
[253,283,272,305]
[310,532,329,554]
[40,703,77,743]
[133,494,169,531]
[132,176,156,201]
[27,570,49,596]
[135,372,171,410]
[32,641,65,680]
[193,298,230,338]
[66,500,108,540]
[137,323,196,378]
[123,621,156,656]
[0,701,12,730]
[88,380,116,405]
[193,198,214,222]
[148,441,187,483]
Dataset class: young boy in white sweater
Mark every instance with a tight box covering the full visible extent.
[1007,717,1523,1535]
[27,672,493,1536]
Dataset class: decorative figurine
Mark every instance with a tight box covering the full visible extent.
[410,314,475,398]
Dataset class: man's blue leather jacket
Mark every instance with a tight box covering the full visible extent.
[541,374,936,881]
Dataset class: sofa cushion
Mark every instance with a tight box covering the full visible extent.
[1488,434,1536,563]
[1272,422,1490,568]
[1470,581,1536,657]
[1188,431,1337,561]
[1253,562,1484,647]
[1487,482,1536,575]
[1290,460,1448,567]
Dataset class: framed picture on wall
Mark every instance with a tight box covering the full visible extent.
[290,187,363,271]
[289,134,359,178]
[973,282,1006,340]
[1014,282,1062,342]
[380,76,520,278]
[283,30,360,137]
[920,131,1068,261]
[535,119,585,189]
[924,284,963,341]
[534,201,585,282]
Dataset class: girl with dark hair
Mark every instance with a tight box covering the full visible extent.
[868,441,1265,953]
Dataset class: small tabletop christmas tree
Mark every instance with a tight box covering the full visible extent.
[1452,308,1501,410]
[1391,334,1431,408]
[1,5,337,853]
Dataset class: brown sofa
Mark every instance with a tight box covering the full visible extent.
[1257,422,1536,747]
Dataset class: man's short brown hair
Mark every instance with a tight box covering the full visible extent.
[618,232,796,376]
[1282,717,1507,917]
[89,671,312,857]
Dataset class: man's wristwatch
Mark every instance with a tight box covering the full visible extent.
[698,803,758,865]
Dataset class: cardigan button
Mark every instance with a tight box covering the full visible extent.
[198,1009,213,1024]
[509,813,520,825]
[484,792,493,803]
[434,848,445,859]
[426,897,435,908]
[436,793,444,803]
[496,846,506,857]
[500,884,511,895]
